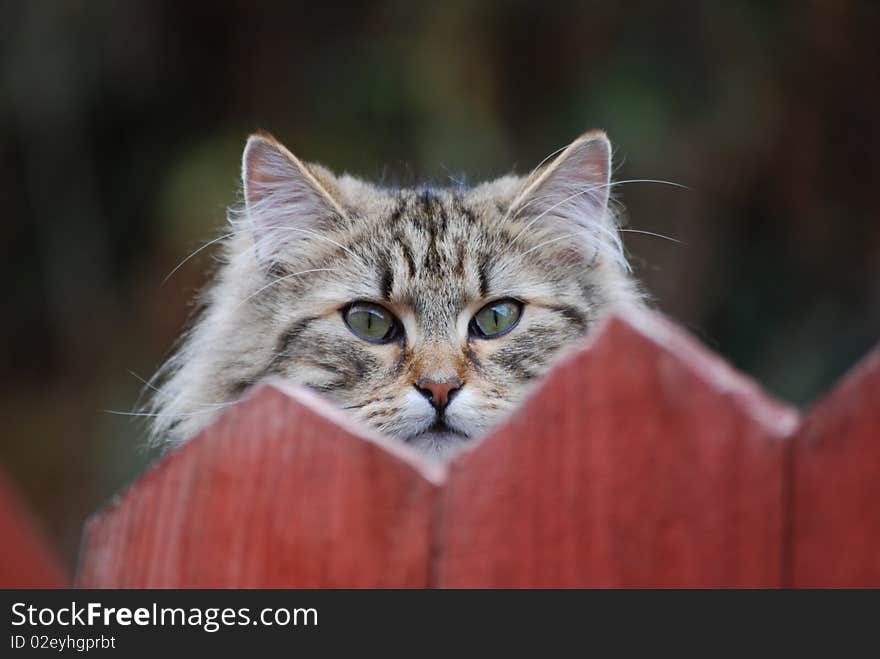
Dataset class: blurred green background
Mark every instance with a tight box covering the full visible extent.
[2,0,878,570]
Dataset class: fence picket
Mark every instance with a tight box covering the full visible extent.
[71,311,880,588]
[791,347,880,587]
[438,311,798,587]
[77,384,440,588]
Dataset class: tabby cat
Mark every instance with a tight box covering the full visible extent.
[149,131,643,458]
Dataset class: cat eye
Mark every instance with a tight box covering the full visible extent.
[343,302,400,344]
[470,299,523,339]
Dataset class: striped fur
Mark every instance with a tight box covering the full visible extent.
[149,131,643,458]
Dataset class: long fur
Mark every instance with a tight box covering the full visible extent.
[147,131,644,458]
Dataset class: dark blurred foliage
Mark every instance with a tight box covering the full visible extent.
[1,0,878,568]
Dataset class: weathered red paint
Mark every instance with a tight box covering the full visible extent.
[77,385,440,588]
[440,311,798,587]
[791,346,880,587]
[73,310,879,588]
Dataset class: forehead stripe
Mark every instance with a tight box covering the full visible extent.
[478,258,490,298]
[380,265,394,299]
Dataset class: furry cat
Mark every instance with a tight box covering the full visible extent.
[149,130,643,457]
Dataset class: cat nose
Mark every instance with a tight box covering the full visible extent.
[415,376,462,411]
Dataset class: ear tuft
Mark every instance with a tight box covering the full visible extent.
[242,133,290,209]
[513,130,612,220]
[509,131,627,270]
[241,134,344,268]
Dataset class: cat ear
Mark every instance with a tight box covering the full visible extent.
[509,131,624,266]
[241,133,346,267]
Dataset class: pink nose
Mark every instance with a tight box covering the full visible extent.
[415,376,463,410]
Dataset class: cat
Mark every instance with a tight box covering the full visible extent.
[148,130,643,458]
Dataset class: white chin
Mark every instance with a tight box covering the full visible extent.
[407,430,470,460]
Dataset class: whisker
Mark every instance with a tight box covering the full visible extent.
[517,233,579,258]
[504,192,551,224]
[501,142,577,223]
[510,184,606,245]
[109,397,244,421]
[127,370,161,393]
[236,267,339,307]
[620,229,684,244]
[247,225,369,272]
[265,226,366,267]
[509,178,687,249]
[104,410,160,418]
[609,178,689,190]
[161,233,235,286]
[105,410,180,418]
[508,177,688,226]
[104,404,236,419]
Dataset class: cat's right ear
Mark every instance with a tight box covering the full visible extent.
[242,133,346,267]
[505,131,627,271]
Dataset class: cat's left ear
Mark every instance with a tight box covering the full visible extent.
[508,131,620,261]
[242,133,346,267]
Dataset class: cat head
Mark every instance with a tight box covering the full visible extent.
[151,131,642,458]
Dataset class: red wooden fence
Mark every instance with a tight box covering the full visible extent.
[77,387,440,588]
[4,308,878,588]
[791,346,880,587]
[438,313,797,587]
[72,309,879,588]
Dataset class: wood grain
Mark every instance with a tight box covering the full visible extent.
[0,469,67,587]
[791,345,880,587]
[77,383,441,588]
[74,309,880,588]
[438,310,798,587]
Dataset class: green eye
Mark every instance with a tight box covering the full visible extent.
[343,302,399,343]
[471,299,523,339]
